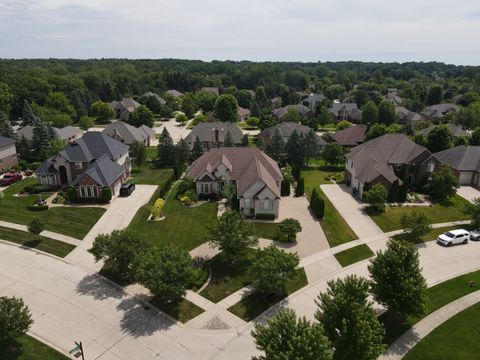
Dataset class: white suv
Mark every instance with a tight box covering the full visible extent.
[437,229,470,246]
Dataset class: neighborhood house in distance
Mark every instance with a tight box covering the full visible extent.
[0,135,18,172]
[185,121,243,149]
[36,132,131,199]
[187,147,283,218]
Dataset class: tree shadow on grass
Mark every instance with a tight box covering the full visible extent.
[117,297,174,337]
[76,273,124,300]
[21,239,41,250]
[0,341,22,360]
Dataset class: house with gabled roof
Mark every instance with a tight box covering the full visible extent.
[329,103,361,122]
[423,104,460,119]
[345,133,433,197]
[330,124,367,147]
[186,147,283,218]
[142,92,166,106]
[272,104,311,120]
[109,98,141,121]
[36,132,130,200]
[201,87,220,96]
[165,90,184,99]
[102,121,155,146]
[432,146,480,187]
[16,125,83,144]
[258,122,326,148]
[0,136,18,172]
[185,121,243,149]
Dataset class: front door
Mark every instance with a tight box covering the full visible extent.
[59,166,68,186]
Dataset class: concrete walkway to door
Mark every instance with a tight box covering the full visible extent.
[320,183,383,239]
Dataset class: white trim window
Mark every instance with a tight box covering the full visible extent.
[79,186,86,197]
[75,162,83,170]
[263,198,273,211]
[427,162,435,173]
[92,185,99,198]
[202,183,210,194]
[244,198,251,209]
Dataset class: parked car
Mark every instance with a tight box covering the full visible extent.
[119,182,135,197]
[0,172,22,186]
[437,229,470,246]
[469,229,480,241]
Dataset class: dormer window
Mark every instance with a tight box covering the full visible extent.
[75,162,83,170]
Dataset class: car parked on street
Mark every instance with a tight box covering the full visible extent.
[0,172,22,186]
[437,229,470,246]
[119,182,135,197]
[469,229,480,241]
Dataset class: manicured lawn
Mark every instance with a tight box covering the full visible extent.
[200,250,256,303]
[0,335,68,360]
[381,269,480,345]
[0,226,75,257]
[0,179,105,239]
[403,302,480,360]
[150,296,204,323]
[251,222,281,240]
[393,224,471,244]
[130,166,173,186]
[334,244,374,267]
[228,269,308,321]
[128,183,218,250]
[303,165,357,247]
[370,195,470,232]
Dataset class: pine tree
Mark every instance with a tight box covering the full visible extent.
[191,136,204,161]
[223,130,234,147]
[32,121,51,160]
[22,100,40,126]
[157,127,176,166]
[304,129,319,166]
[16,136,32,162]
[176,138,191,165]
[0,111,14,138]
[286,129,306,168]
[267,128,285,161]
[295,177,305,197]
[281,179,291,196]
[387,180,400,203]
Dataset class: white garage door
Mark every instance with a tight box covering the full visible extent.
[459,172,473,185]
[113,181,121,196]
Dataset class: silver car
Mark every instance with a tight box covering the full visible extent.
[469,229,480,241]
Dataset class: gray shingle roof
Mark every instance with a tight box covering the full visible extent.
[102,121,154,145]
[142,92,166,105]
[272,104,310,119]
[330,125,367,146]
[16,125,34,141]
[72,154,124,187]
[259,122,326,145]
[433,146,480,172]
[423,104,460,118]
[185,122,243,144]
[0,135,15,148]
[165,90,184,98]
[417,124,468,138]
[53,126,83,141]
[59,132,129,162]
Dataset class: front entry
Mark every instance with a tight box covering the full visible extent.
[59,166,68,186]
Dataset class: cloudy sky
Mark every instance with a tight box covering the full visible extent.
[1,0,479,64]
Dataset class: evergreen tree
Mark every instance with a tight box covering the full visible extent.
[281,179,291,196]
[157,127,176,166]
[310,188,325,219]
[191,136,204,161]
[304,129,320,166]
[241,134,249,147]
[286,130,306,167]
[267,128,285,161]
[223,130,234,147]
[387,179,400,202]
[32,121,51,160]
[295,177,305,197]
[16,136,32,162]
[318,107,332,129]
[0,111,14,138]
[22,100,40,126]
[176,138,191,165]
[426,84,444,106]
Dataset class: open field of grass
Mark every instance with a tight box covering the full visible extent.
[371,195,470,232]
[381,269,480,346]
[334,244,374,267]
[403,302,480,360]
[0,226,75,257]
[0,335,68,360]
[128,182,218,250]
[0,179,105,239]
[228,269,308,321]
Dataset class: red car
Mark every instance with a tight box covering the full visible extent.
[0,172,22,186]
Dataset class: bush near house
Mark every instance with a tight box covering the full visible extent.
[256,213,275,220]
[279,218,302,242]
[281,179,291,196]
[295,177,305,197]
[150,198,165,219]
[310,188,325,219]
[101,187,112,203]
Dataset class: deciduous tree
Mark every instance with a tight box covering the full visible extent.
[426,125,452,153]
[400,211,432,242]
[0,296,33,347]
[424,166,458,201]
[91,100,114,123]
[130,105,154,127]
[214,94,238,122]
[361,101,378,124]
[377,99,396,125]
[321,142,345,167]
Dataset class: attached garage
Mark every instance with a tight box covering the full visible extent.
[459,171,474,185]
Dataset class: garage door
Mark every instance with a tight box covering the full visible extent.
[459,172,473,185]
[113,181,121,196]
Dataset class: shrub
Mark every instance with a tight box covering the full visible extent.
[246,116,260,128]
[310,188,325,219]
[27,205,48,211]
[175,113,188,124]
[364,184,387,214]
[66,187,77,203]
[295,177,305,197]
[23,184,52,194]
[101,187,112,203]
[179,190,198,206]
[281,179,291,196]
[255,213,275,220]
[18,160,29,171]
[29,162,42,171]
[150,198,165,219]
[28,218,44,235]
[279,218,302,242]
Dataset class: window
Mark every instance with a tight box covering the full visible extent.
[428,162,435,173]
[79,186,86,197]
[92,185,99,198]
[202,183,210,193]
[75,162,83,170]
[263,198,273,211]
[86,186,92,197]
[244,198,251,208]
[49,174,56,185]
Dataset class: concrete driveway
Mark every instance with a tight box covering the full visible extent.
[66,184,157,271]
[457,186,480,203]
[153,119,190,143]
[320,183,383,239]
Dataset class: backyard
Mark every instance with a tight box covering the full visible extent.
[0,178,106,239]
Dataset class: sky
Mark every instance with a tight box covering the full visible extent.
[0,0,479,65]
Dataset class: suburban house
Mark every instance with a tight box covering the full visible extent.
[299,93,326,109]
[186,147,283,218]
[36,132,130,199]
[142,92,166,106]
[16,125,83,144]
[238,107,251,122]
[329,103,361,122]
[330,124,367,147]
[165,89,184,99]
[185,121,243,149]
[386,89,402,106]
[345,133,433,198]
[395,106,423,127]
[416,123,469,139]
[258,122,326,148]
[0,136,18,172]
[102,121,156,146]
[423,103,460,119]
[109,98,141,121]
[272,104,311,120]
[201,87,220,95]
[432,146,480,187]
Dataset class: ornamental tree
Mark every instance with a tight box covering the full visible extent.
[400,211,432,242]
[0,296,33,347]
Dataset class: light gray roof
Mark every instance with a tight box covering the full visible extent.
[329,103,361,121]
[185,121,243,144]
[395,107,423,123]
[142,92,166,105]
[35,157,56,175]
[72,154,124,187]
[0,135,15,148]
[347,133,431,185]
[259,122,326,145]
[433,146,480,172]
[272,104,311,119]
[53,126,83,141]
[201,87,219,95]
[423,103,460,118]
[109,98,141,120]
[299,93,326,107]
[187,147,282,198]
[417,124,468,138]
[165,90,184,98]
[59,132,129,162]
[16,125,34,141]
[330,125,367,146]
[102,121,154,145]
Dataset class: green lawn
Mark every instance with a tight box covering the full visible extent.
[393,224,471,244]
[0,226,75,257]
[128,183,218,250]
[403,302,480,360]
[251,222,281,240]
[200,250,256,303]
[150,296,204,323]
[371,195,470,232]
[303,165,357,247]
[334,244,374,267]
[228,269,308,321]
[381,269,480,345]
[0,335,68,360]
[145,146,158,162]
[0,179,105,239]
[130,166,173,186]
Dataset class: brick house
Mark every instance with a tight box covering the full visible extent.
[0,136,18,172]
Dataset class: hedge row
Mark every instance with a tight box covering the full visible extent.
[310,188,325,219]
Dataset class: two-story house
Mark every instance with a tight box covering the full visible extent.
[185,122,243,149]
[0,136,18,172]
